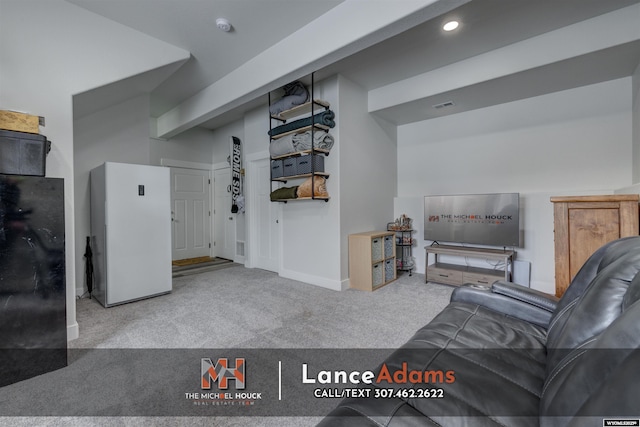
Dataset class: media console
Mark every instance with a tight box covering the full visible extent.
[425,244,514,286]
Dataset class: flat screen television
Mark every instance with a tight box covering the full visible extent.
[424,193,520,247]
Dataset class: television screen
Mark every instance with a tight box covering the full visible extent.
[424,193,520,247]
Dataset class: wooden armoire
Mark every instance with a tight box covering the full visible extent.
[551,194,640,297]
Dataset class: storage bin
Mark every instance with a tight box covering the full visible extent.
[0,129,50,176]
[385,259,395,282]
[282,158,296,177]
[0,110,40,134]
[296,154,324,174]
[271,159,283,178]
[372,262,384,287]
[384,235,394,258]
[371,237,382,261]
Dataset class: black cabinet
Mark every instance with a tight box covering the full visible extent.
[0,175,67,387]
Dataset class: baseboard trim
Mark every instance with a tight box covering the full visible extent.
[67,322,79,341]
[279,268,345,291]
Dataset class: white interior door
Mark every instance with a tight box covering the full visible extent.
[170,167,211,261]
[214,167,236,260]
[252,158,280,272]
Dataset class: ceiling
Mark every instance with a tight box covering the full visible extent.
[68,0,640,133]
[67,0,344,118]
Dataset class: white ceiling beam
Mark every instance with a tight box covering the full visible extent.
[368,3,640,115]
[154,0,470,139]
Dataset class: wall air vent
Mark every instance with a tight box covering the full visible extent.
[433,101,455,109]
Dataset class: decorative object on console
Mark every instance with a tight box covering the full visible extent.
[388,213,412,231]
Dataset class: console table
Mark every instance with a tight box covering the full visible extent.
[425,244,514,286]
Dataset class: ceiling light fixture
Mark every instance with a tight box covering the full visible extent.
[216,18,232,32]
[443,20,459,32]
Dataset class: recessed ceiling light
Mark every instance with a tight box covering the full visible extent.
[443,20,459,31]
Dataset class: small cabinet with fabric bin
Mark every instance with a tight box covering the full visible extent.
[349,231,397,291]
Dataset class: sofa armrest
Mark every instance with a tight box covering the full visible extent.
[451,282,558,329]
[491,280,559,312]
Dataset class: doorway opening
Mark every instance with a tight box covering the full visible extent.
[170,166,212,262]
[171,256,236,278]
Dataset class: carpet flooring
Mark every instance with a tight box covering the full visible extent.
[1,266,454,426]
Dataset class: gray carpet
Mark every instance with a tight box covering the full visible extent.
[72,265,453,349]
[1,266,453,426]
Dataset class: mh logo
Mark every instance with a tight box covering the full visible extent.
[201,358,245,390]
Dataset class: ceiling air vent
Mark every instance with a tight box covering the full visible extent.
[433,101,455,109]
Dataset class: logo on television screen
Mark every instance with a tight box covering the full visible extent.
[431,213,514,225]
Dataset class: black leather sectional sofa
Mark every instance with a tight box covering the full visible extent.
[318,236,640,426]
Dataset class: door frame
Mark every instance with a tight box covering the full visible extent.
[161,158,214,259]
[245,150,281,272]
[213,165,237,261]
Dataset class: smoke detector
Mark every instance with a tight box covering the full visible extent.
[216,18,232,32]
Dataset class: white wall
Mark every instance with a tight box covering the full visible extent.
[0,0,189,340]
[338,75,397,283]
[633,62,640,183]
[273,77,343,289]
[211,120,245,166]
[151,127,215,167]
[396,78,633,293]
[74,95,151,296]
[73,95,215,296]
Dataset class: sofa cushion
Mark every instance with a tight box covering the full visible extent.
[540,272,640,426]
[318,301,547,427]
[545,249,640,373]
[548,236,640,342]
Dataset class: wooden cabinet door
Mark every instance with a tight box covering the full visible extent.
[552,195,639,297]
